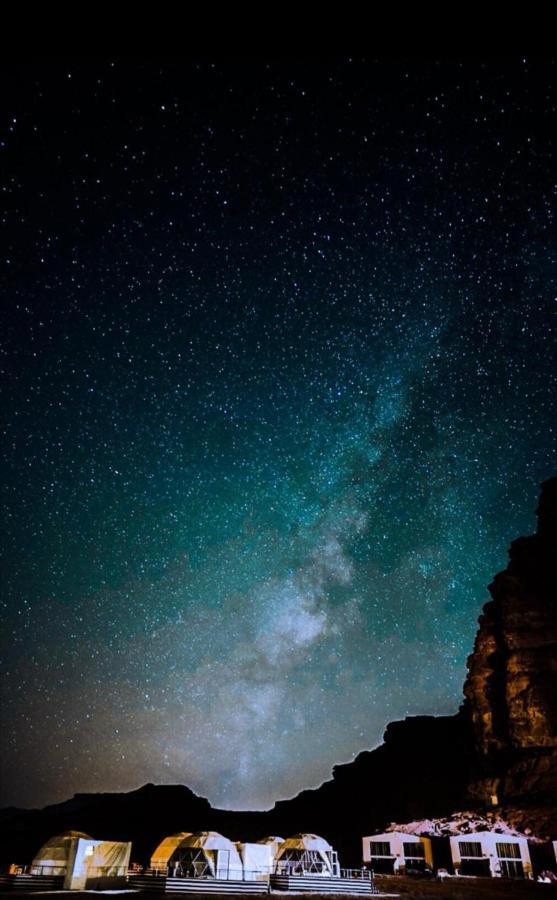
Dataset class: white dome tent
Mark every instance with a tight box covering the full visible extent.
[274,834,339,877]
[150,833,192,872]
[130,830,375,895]
[30,831,131,890]
[167,831,243,880]
[31,831,92,876]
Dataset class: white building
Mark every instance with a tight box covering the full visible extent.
[450,832,532,878]
[362,832,432,874]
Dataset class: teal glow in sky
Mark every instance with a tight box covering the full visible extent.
[1,58,556,809]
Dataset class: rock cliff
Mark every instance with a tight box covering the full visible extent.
[464,477,557,834]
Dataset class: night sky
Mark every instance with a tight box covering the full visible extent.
[1,59,556,811]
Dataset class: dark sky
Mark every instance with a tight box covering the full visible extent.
[1,58,555,810]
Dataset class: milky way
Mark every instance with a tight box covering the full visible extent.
[1,59,556,809]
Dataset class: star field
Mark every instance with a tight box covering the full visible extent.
[1,59,556,810]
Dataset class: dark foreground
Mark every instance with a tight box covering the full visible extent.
[374,875,557,898]
[5,881,557,900]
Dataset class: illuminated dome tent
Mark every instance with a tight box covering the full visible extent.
[31,831,92,875]
[150,833,192,871]
[274,834,339,876]
[258,836,285,851]
[167,832,243,880]
[31,832,131,890]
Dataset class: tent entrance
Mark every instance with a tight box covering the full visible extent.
[171,848,211,878]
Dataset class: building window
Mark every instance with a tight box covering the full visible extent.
[403,843,424,858]
[368,842,391,857]
[458,842,483,858]
[499,859,524,878]
[496,843,521,860]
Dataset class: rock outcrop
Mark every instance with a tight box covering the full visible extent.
[464,477,557,834]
